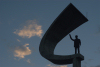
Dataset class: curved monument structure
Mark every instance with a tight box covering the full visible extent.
[39,3,88,65]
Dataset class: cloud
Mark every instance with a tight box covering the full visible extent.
[47,64,67,67]
[27,59,31,63]
[14,58,17,60]
[14,20,43,38]
[17,39,20,42]
[26,59,34,66]
[14,44,31,59]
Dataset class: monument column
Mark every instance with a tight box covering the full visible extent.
[72,54,84,67]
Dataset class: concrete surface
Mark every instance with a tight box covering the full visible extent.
[39,3,88,65]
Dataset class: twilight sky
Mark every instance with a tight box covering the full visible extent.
[0,0,100,67]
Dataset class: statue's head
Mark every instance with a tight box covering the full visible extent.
[75,35,78,39]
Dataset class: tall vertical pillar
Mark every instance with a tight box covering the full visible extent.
[72,54,84,67]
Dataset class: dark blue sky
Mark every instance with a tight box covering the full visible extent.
[0,1,100,67]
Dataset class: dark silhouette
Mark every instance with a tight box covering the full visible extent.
[69,34,81,54]
[39,3,87,65]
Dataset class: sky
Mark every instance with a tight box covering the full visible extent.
[0,0,100,67]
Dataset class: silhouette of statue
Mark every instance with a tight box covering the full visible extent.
[69,34,81,54]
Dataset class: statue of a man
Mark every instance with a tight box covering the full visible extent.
[69,34,81,54]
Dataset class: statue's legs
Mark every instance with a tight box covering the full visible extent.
[75,47,80,54]
[78,48,80,54]
[75,48,77,54]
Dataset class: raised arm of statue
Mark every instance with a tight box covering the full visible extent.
[69,34,74,41]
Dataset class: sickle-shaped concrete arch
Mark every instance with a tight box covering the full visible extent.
[39,3,88,65]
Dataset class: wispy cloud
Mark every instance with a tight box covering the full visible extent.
[27,59,31,63]
[14,43,31,59]
[26,59,34,66]
[47,64,67,67]
[14,20,43,38]
[17,39,20,42]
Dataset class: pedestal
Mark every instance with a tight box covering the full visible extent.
[72,54,84,67]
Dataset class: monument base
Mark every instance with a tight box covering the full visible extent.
[72,54,84,67]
